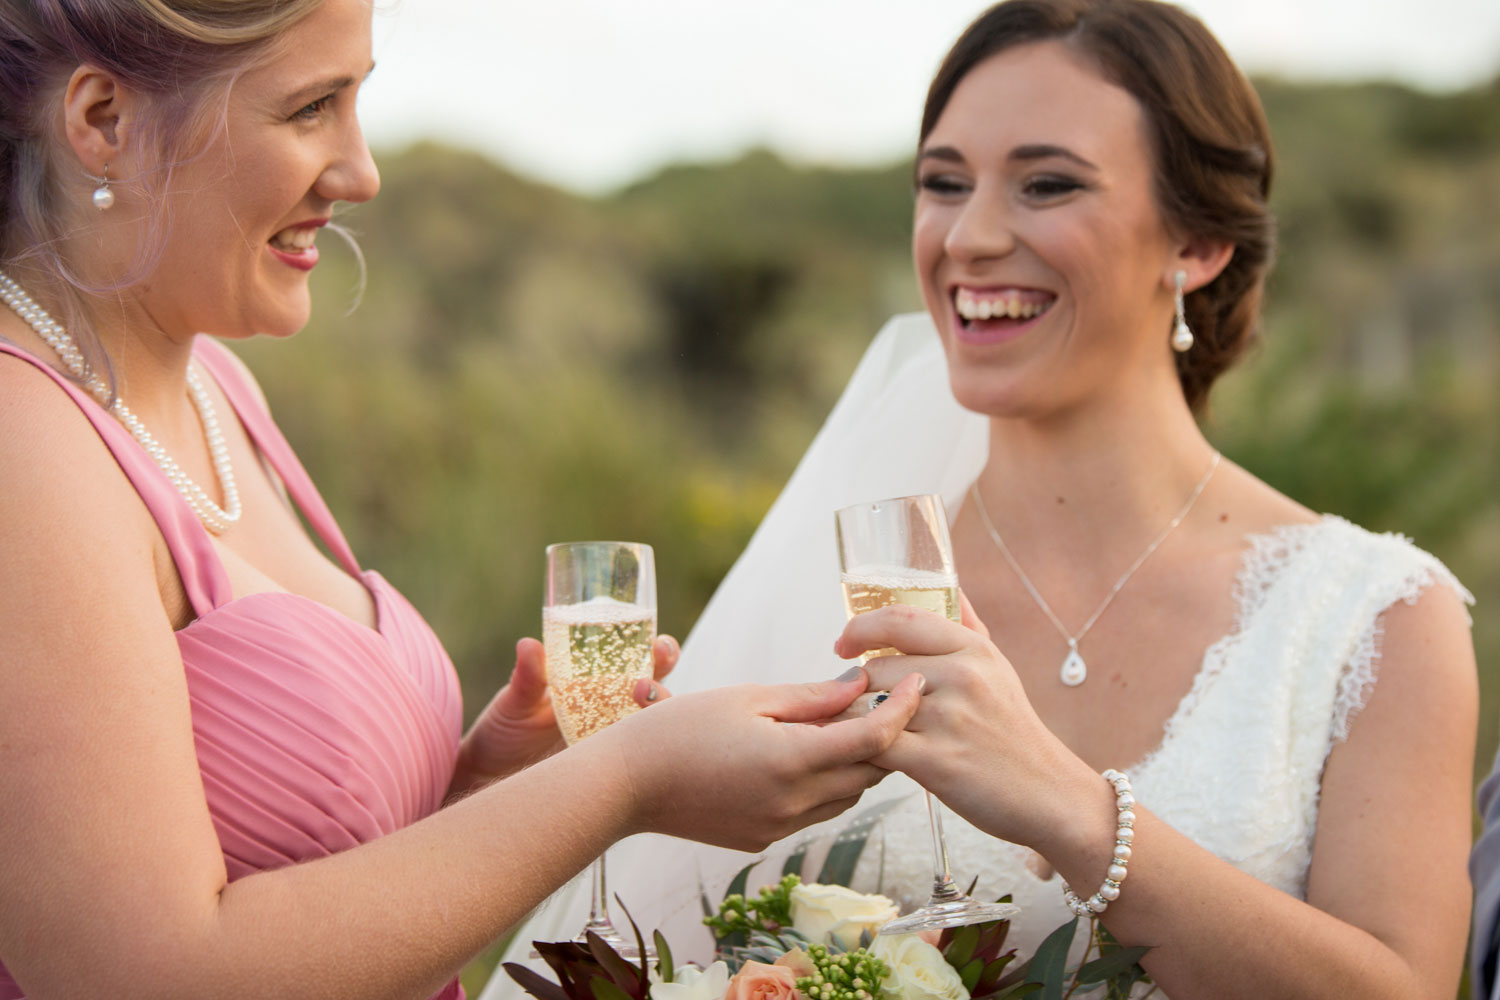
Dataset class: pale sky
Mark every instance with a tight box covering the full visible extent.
[358,0,1500,194]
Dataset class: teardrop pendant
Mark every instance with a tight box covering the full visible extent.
[1060,647,1088,687]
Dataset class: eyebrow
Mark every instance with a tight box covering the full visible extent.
[917,143,1099,171]
[285,64,376,106]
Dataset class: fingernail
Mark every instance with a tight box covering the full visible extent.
[915,674,927,693]
[645,682,659,702]
[835,665,863,683]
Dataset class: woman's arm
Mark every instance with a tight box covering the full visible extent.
[0,364,924,1000]
[846,587,1476,1000]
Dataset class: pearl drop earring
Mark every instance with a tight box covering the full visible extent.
[1171,269,1194,353]
[90,164,114,211]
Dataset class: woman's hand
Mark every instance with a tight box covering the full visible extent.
[836,601,1094,852]
[610,668,926,853]
[449,634,681,796]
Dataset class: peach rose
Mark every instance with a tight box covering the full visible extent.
[725,960,802,1000]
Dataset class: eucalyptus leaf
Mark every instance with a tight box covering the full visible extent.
[1024,918,1077,1000]
[991,983,1043,998]
[1075,946,1152,985]
[817,796,909,885]
[783,842,809,879]
[726,861,757,901]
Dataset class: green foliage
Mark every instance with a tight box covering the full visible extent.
[704,874,801,942]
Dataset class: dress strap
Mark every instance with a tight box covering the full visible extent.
[0,340,234,617]
[191,338,363,577]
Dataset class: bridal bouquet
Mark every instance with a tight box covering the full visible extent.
[506,810,1150,1000]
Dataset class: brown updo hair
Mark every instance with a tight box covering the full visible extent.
[921,0,1275,412]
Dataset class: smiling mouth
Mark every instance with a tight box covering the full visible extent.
[269,226,319,253]
[953,287,1056,328]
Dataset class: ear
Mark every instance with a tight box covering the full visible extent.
[1166,237,1234,295]
[61,65,139,176]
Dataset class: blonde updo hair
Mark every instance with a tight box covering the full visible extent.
[0,0,327,390]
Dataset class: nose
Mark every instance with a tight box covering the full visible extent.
[318,118,381,205]
[944,184,1015,264]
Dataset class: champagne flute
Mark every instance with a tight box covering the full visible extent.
[835,495,1021,935]
[543,541,658,958]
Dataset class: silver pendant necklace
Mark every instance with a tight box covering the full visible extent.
[0,269,242,534]
[971,452,1220,687]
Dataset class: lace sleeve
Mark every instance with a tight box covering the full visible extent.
[1330,534,1474,743]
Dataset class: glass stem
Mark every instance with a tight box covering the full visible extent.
[925,791,965,903]
[583,852,616,937]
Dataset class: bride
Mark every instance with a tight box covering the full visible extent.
[488,0,1476,996]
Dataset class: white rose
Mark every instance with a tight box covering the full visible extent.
[870,934,969,1000]
[789,882,900,950]
[650,961,731,1000]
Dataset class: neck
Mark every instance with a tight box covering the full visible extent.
[0,263,196,426]
[971,374,1217,579]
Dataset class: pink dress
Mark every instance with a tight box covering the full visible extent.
[0,339,466,1000]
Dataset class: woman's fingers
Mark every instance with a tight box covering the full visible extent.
[652,635,680,681]
[760,667,870,723]
[631,678,670,707]
[799,671,924,766]
[958,588,991,640]
[835,604,974,660]
[505,638,550,709]
[860,654,945,701]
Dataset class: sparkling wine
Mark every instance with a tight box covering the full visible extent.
[543,596,656,744]
[842,567,960,659]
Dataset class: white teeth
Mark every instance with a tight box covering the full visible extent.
[955,290,1051,322]
[271,227,318,251]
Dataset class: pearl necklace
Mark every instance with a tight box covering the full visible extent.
[971,451,1220,687]
[0,269,242,535]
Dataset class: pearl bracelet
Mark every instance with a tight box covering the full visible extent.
[1061,768,1135,917]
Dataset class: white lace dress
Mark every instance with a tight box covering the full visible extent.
[481,315,1473,999]
[844,513,1472,972]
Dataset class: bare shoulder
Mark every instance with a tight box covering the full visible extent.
[0,350,165,627]
[1211,456,1321,532]
[1358,579,1476,723]
[0,351,141,508]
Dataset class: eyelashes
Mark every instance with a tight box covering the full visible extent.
[918,175,970,196]
[290,94,335,122]
[915,173,1088,201]
[1021,175,1084,198]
